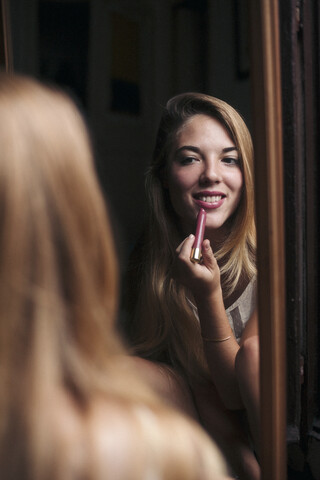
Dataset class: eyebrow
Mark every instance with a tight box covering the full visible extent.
[174,146,199,155]
[222,146,238,154]
[174,145,238,155]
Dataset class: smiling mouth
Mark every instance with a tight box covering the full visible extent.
[197,195,225,203]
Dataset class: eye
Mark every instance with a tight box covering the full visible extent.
[222,156,240,166]
[179,156,199,166]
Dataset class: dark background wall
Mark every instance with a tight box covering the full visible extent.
[9,0,251,271]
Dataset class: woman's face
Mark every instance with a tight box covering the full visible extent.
[165,114,243,240]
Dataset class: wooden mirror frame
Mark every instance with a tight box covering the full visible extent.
[249,1,287,479]
[0,0,13,72]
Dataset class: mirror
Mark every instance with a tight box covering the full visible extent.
[5,1,320,479]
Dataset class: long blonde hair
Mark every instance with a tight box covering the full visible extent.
[0,76,227,480]
[126,92,256,380]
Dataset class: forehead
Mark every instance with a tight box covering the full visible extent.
[174,114,234,148]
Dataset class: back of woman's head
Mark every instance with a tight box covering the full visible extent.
[0,73,121,399]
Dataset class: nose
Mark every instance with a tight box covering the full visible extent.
[199,159,222,184]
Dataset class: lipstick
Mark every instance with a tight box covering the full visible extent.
[190,208,206,263]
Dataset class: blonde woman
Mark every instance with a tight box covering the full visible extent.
[125,93,260,480]
[0,74,229,480]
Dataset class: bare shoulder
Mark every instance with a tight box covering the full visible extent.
[49,389,228,480]
[48,391,152,478]
[130,356,199,419]
[85,395,228,480]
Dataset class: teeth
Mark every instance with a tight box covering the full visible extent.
[198,195,222,203]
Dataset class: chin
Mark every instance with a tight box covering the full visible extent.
[206,222,228,236]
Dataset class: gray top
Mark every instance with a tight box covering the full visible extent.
[187,275,257,343]
[226,276,257,342]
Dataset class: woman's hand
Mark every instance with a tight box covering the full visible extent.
[173,235,222,299]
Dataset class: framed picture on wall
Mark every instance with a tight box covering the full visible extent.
[234,0,249,79]
[110,11,141,115]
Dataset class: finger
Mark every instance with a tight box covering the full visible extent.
[176,234,194,255]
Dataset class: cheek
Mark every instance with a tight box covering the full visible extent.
[234,173,244,206]
[168,170,192,194]
[225,170,243,211]
[230,170,243,194]
[167,172,193,216]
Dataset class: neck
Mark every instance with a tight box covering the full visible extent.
[206,227,229,252]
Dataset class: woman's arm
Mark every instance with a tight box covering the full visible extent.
[175,235,258,410]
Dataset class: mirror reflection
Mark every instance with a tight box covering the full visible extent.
[4,1,258,479]
[124,91,260,479]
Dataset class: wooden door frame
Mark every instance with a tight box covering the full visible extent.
[279,0,320,474]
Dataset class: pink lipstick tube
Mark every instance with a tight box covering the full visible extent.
[190,208,206,263]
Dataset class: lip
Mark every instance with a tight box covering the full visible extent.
[193,191,226,209]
